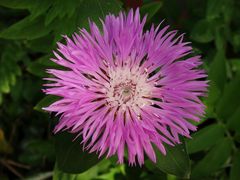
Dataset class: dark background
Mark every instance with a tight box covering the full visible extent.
[0,0,240,179]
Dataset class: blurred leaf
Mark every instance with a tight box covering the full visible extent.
[231,59,240,72]
[191,19,214,43]
[140,1,163,21]
[206,0,233,23]
[216,73,240,122]
[0,43,23,100]
[0,128,13,154]
[97,165,124,180]
[191,138,232,178]
[19,139,55,166]
[208,51,227,91]
[0,16,52,40]
[232,33,240,52]
[222,0,234,23]
[25,171,53,180]
[153,139,190,178]
[55,131,103,174]
[206,0,224,20]
[34,95,60,112]
[230,151,240,180]
[186,124,225,154]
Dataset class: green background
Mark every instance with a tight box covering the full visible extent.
[0,0,240,179]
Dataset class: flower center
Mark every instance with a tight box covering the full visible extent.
[105,66,153,112]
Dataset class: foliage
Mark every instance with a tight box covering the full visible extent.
[0,0,240,179]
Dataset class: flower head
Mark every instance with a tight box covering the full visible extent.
[43,9,208,166]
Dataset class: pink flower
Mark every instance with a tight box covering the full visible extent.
[43,9,208,166]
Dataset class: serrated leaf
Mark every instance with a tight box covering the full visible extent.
[140,1,163,21]
[153,139,190,178]
[186,124,225,154]
[216,72,240,122]
[191,138,232,178]
[55,131,103,174]
[29,0,52,20]
[0,16,52,40]
[34,95,60,112]
[191,19,214,43]
[45,0,79,25]
[230,151,240,180]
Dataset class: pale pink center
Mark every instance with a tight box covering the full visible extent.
[105,66,153,112]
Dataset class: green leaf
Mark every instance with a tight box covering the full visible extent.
[140,1,163,21]
[191,138,232,178]
[186,124,225,154]
[27,55,58,77]
[52,0,122,42]
[208,51,227,92]
[55,131,103,174]
[0,0,32,9]
[191,19,214,43]
[45,0,79,25]
[227,107,240,133]
[34,95,60,112]
[214,26,226,51]
[53,159,113,180]
[77,0,122,29]
[53,163,99,180]
[230,151,240,180]
[26,34,54,53]
[216,73,240,122]
[0,16,52,40]
[204,81,221,118]
[153,139,190,178]
[29,0,52,20]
